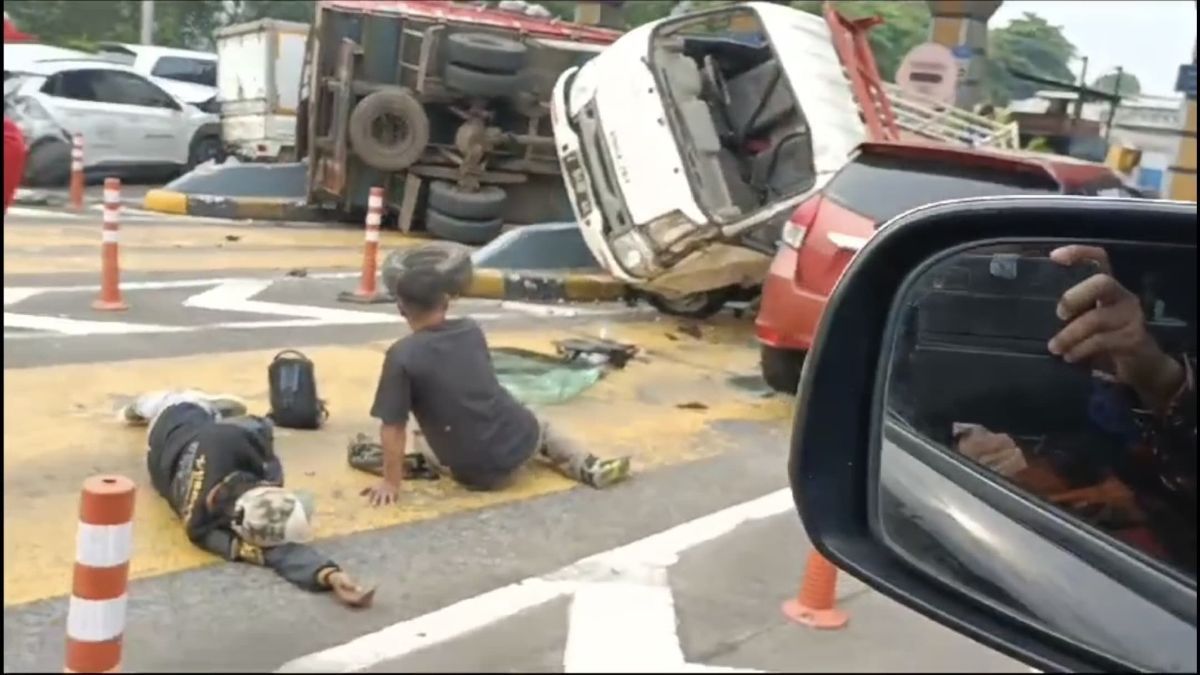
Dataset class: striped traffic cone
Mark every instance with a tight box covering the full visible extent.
[339,186,391,304]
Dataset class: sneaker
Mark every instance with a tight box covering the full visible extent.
[204,394,248,419]
[582,456,632,489]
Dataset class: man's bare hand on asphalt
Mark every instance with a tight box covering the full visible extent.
[361,479,399,507]
[329,571,376,608]
[1048,245,1184,410]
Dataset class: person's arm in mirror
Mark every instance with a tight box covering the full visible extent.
[1048,245,1186,414]
[954,425,1074,496]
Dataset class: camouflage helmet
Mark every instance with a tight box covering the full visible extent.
[231,486,316,548]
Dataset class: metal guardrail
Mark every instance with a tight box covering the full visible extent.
[881,82,1021,150]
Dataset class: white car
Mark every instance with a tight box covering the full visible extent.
[551,2,866,316]
[5,59,222,186]
[95,43,218,111]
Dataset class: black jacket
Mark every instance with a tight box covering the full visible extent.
[146,403,338,592]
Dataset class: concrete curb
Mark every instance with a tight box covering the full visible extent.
[143,189,327,222]
[464,269,630,303]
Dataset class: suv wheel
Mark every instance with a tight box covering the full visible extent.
[760,345,805,394]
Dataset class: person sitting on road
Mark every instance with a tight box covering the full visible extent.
[121,389,375,607]
[360,248,632,507]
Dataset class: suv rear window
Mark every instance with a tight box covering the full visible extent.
[151,56,216,87]
[826,152,1062,225]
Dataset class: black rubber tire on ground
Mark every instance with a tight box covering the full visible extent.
[428,181,507,220]
[646,288,732,319]
[760,344,805,395]
[187,134,223,170]
[446,32,527,73]
[444,63,523,99]
[23,138,71,187]
[382,240,475,298]
[425,208,505,246]
[348,88,431,172]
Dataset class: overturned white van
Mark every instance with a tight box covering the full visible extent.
[551,2,867,316]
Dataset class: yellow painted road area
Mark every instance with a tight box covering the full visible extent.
[3,222,428,274]
[2,319,790,607]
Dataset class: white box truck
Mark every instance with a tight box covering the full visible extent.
[215,19,309,162]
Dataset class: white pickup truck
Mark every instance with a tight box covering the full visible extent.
[214,19,309,162]
[551,1,1018,316]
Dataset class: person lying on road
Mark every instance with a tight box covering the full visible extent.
[361,252,632,506]
[121,389,375,607]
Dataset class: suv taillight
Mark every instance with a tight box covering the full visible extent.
[781,197,820,249]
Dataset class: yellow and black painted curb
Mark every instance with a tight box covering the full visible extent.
[143,189,326,222]
[465,269,630,303]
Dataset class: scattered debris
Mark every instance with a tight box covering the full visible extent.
[286,267,309,278]
[676,401,709,410]
[555,337,639,369]
[225,234,242,242]
[664,332,680,341]
[678,323,703,339]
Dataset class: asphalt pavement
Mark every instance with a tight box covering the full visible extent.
[2,209,1027,672]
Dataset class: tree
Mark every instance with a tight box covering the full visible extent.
[983,12,1076,105]
[1092,71,1141,97]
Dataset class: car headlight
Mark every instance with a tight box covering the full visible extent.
[194,97,220,114]
[610,231,656,278]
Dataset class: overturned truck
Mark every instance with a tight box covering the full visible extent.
[298,0,620,244]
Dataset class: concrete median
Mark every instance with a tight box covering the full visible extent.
[142,189,325,222]
[464,269,629,302]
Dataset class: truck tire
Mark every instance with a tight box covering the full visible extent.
[446,32,527,73]
[23,139,71,187]
[444,64,522,99]
[382,241,475,298]
[760,345,805,394]
[187,133,223,170]
[426,208,504,246]
[646,288,732,319]
[348,89,430,172]
[428,181,507,220]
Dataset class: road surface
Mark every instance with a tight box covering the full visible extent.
[3,207,1025,672]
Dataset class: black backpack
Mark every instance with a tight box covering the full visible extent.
[267,350,328,429]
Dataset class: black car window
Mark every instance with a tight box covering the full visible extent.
[150,56,216,88]
[90,70,179,109]
[825,153,1062,225]
[883,241,1196,671]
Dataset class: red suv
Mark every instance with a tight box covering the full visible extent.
[755,141,1139,393]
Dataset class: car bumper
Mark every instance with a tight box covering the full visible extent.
[754,245,826,351]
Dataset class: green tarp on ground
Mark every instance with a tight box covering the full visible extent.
[491,347,605,405]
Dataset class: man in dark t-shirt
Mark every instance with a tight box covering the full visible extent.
[362,262,631,506]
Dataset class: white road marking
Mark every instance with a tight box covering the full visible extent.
[5,207,85,219]
[2,313,189,336]
[277,490,791,673]
[183,279,396,325]
[564,570,685,672]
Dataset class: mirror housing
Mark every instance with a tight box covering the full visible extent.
[789,196,1197,672]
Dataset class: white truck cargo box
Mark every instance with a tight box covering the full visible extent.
[215,19,309,162]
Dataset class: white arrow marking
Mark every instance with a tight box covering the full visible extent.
[183,279,398,325]
[2,313,189,336]
[564,568,686,673]
[4,288,45,306]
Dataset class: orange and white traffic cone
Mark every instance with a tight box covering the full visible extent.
[339,186,390,304]
[92,178,127,311]
[69,133,85,212]
[65,475,136,674]
[781,550,849,630]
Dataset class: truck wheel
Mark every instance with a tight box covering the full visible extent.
[446,32,527,73]
[187,134,223,170]
[24,139,72,187]
[428,181,507,220]
[426,208,504,246]
[382,241,475,298]
[760,345,805,394]
[349,89,430,172]
[444,64,522,99]
[646,288,732,319]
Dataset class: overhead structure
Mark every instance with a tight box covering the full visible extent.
[926,0,1003,110]
[574,1,625,29]
[1168,41,1197,201]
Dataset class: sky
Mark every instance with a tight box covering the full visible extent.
[991,0,1195,97]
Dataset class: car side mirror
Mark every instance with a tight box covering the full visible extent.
[789,196,1197,673]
